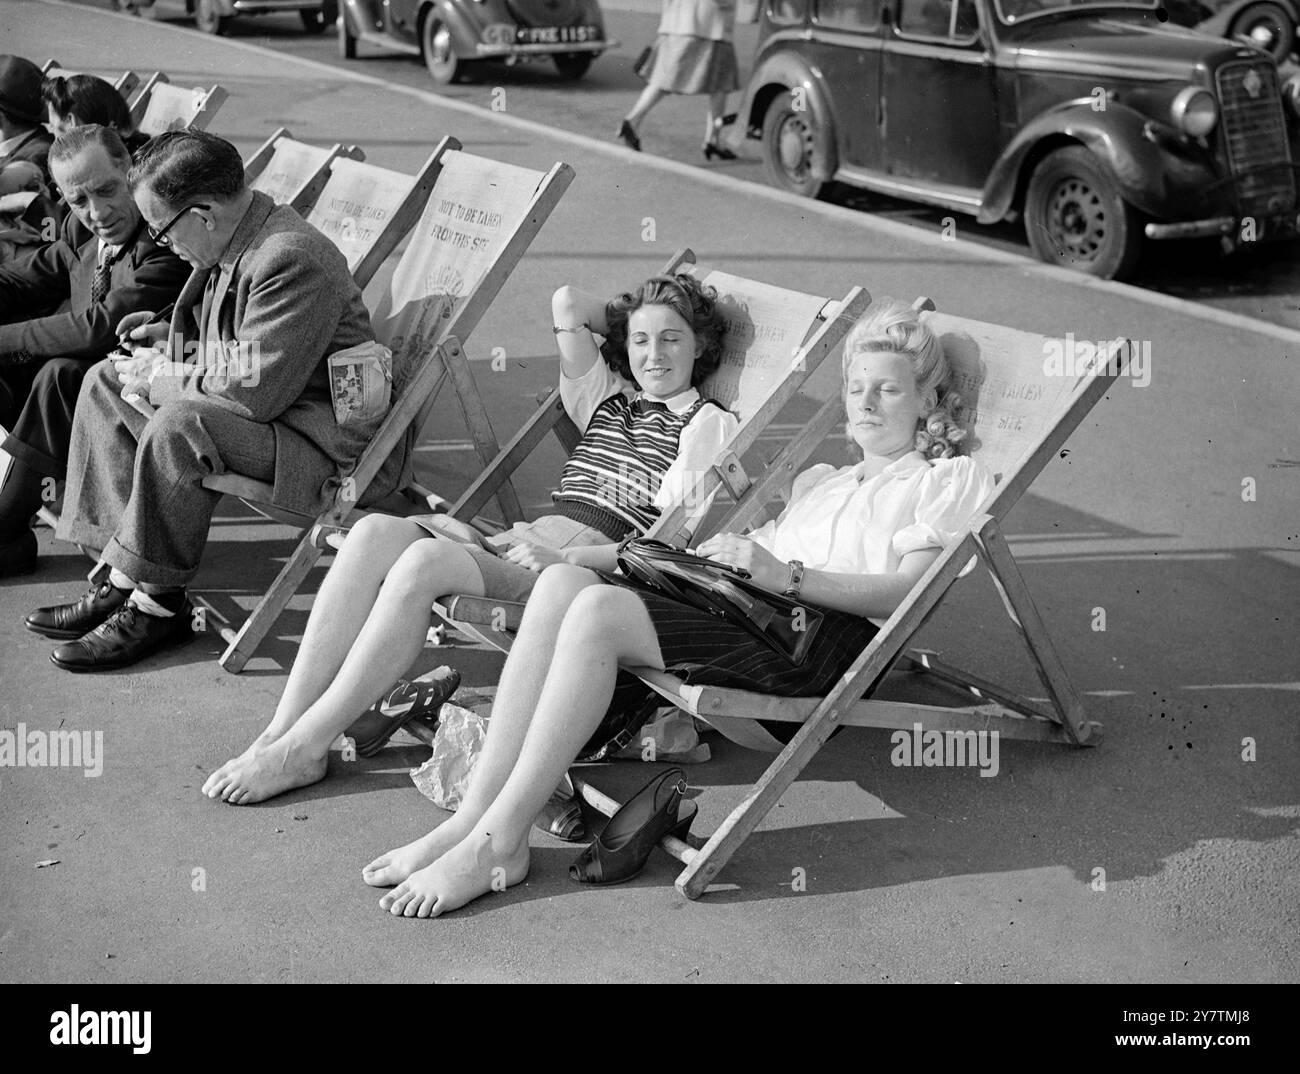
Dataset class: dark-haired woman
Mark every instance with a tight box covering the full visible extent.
[202,274,739,806]
[42,74,147,153]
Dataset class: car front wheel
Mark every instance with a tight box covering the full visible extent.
[554,53,593,80]
[760,92,831,199]
[421,15,460,85]
[193,0,231,35]
[1228,2,1297,63]
[1025,146,1143,280]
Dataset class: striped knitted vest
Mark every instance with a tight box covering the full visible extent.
[552,393,720,540]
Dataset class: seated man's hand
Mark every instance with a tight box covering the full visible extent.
[115,311,170,351]
[503,541,566,573]
[114,350,166,402]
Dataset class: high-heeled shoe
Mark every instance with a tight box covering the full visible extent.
[617,119,641,152]
[702,142,737,162]
[569,768,697,884]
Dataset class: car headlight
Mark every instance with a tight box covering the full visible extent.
[1170,87,1218,138]
[1284,73,1300,119]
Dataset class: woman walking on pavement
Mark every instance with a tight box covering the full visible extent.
[617,0,739,160]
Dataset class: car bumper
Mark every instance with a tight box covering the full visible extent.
[473,40,616,58]
[1145,212,1299,241]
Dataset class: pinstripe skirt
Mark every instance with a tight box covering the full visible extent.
[585,574,880,750]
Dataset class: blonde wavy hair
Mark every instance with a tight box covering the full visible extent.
[840,297,967,460]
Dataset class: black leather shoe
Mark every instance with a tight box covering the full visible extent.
[569,768,697,884]
[26,580,131,639]
[50,599,195,673]
[616,119,641,152]
[0,529,38,579]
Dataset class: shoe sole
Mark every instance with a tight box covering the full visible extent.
[49,628,196,673]
[26,620,89,640]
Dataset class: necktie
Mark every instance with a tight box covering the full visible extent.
[90,249,113,305]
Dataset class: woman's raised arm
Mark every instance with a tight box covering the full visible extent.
[551,286,612,380]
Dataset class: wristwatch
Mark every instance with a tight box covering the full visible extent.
[783,560,805,598]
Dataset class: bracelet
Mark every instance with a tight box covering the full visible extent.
[783,559,805,599]
[552,323,590,335]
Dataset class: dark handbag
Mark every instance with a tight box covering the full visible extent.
[616,538,824,665]
[633,45,654,83]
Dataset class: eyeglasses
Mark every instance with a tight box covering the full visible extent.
[148,203,210,248]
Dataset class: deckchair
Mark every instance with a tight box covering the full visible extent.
[433,248,870,651]
[243,127,365,216]
[588,306,1128,898]
[39,60,141,100]
[134,79,227,138]
[204,145,574,672]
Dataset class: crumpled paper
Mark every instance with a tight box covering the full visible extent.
[410,696,491,810]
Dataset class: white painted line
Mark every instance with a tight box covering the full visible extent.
[40,0,1300,347]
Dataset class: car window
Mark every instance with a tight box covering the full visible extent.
[768,0,810,25]
[816,0,884,31]
[896,0,981,40]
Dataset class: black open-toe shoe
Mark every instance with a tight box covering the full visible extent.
[569,768,697,884]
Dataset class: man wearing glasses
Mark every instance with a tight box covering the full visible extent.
[0,124,187,576]
[25,130,406,671]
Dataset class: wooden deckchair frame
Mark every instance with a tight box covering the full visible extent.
[202,147,576,672]
[134,78,227,138]
[617,315,1127,898]
[432,249,869,649]
[243,127,365,216]
[40,60,141,101]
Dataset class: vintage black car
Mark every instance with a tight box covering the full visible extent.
[339,0,614,84]
[1166,0,1298,64]
[736,0,1300,278]
[113,0,338,36]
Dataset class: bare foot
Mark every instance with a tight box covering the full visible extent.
[378,829,530,918]
[201,736,327,805]
[201,729,280,797]
[362,815,469,888]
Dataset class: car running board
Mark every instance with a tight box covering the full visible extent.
[833,164,982,215]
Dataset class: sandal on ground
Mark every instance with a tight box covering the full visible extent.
[569,768,697,884]
[534,790,587,842]
[346,666,460,757]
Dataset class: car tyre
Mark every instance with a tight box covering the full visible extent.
[421,15,461,85]
[1025,146,1143,280]
[133,0,159,18]
[1228,2,1296,63]
[300,7,329,34]
[760,91,831,199]
[554,53,593,80]
[193,0,231,35]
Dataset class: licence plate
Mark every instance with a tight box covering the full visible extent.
[516,25,601,45]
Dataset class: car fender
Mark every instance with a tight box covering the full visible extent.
[191,0,239,15]
[417,0,484,56]
[978,99,1207,224]
[1200,0,1300,38]
[340,0,379,35]
[742,48,839,183]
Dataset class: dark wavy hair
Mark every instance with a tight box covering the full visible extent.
[42,74,134,136]
[129,128,245,206]
[600,273,725,388]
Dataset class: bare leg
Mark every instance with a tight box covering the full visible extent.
[364,563,606,886]
[379,582,665,917]
[625,85,667,132]
[704,91,729,147]
[202,533,486,805]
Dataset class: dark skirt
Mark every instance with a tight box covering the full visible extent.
[578,574,880,755]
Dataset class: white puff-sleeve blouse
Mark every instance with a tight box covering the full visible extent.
[746,451,996,577]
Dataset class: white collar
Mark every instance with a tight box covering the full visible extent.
[852,450,930,483]
[637,386,702,415]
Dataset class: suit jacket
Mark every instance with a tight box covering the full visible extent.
[0,213,189,362]
[0,128,54,178]
[150,191,406,515]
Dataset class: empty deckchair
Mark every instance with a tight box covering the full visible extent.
[40,60,141,100]
[589,307,1128,899]
[434,248,870,651]
[135,80,227,138]
[206,146,574,672]
[243,127,365,216]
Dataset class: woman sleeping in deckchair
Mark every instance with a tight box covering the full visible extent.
[361,296,997,918]
[201,273,739,804]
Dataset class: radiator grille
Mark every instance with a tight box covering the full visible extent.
[1214,61,1296,217]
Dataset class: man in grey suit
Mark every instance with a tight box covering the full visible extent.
[27,130,405,671]
[0,125,189,576]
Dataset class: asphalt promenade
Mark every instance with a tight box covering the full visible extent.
[0,0,1296,983]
